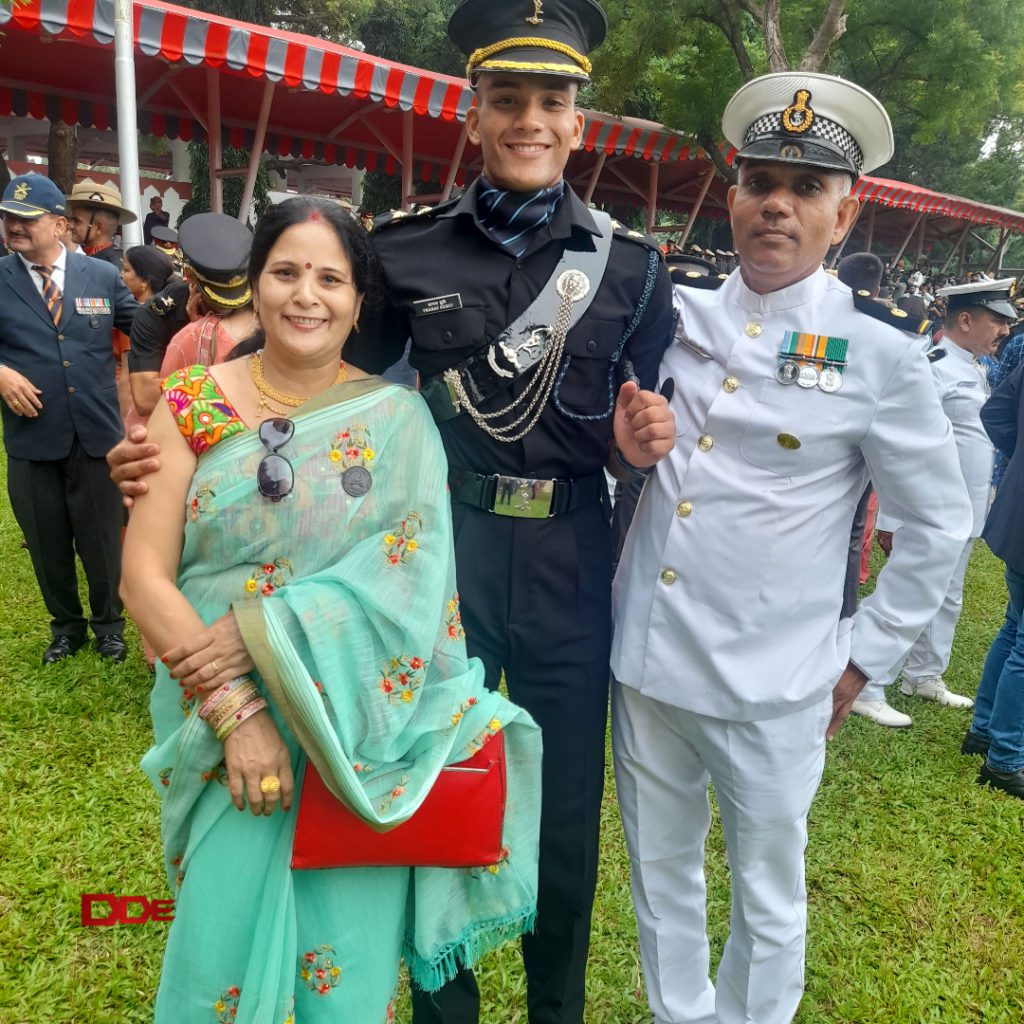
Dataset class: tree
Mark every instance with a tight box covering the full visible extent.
[593,0,1024,195]
[179,143,271,226]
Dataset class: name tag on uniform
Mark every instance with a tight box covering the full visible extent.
[75,297,112,315]
[957,380,979,388]
[412,294,463,317]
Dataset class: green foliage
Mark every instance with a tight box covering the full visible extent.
[3,435,1024,1021]
[593,0,1024,215]
[180,141,270,227]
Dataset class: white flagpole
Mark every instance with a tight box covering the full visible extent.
[114,0,143,246]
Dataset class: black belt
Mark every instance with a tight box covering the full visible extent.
[448,467,605,519]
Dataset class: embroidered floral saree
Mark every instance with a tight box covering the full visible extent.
[142,375,541,1024]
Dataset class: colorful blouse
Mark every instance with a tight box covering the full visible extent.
[162,365,247,455]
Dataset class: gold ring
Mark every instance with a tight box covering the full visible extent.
[210,660,220,674]
[259,775,281,794]
[12,400,20,408]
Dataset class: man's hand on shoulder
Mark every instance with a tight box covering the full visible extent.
[613,380,675,471]
[108,423,162,508]
[0,365,43,417]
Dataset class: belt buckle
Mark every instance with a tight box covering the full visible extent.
[490,475,555,518]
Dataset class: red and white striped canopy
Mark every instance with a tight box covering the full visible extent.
[0,0,704,182]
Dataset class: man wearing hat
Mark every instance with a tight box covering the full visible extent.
[142,195,171,246]
[104,3,672,1018]
[0,173,139,663]
[128,212,252,417]
[610,74,971,1024]
[150,224,184,274]
[66,182,137,269]
[359,5,674,1021]
[858,279,1015,727]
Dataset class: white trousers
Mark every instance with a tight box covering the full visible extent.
[612,682,831,1024]
[861,537,975,702]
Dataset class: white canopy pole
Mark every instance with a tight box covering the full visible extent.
[113,0,143,246]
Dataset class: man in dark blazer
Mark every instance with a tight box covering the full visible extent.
[965,357,1024,796]
[0,173,138,664]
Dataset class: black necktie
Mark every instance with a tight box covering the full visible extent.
[476,177,565,258]
[32,264,63,325]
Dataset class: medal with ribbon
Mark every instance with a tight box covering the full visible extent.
[775,332,848,392]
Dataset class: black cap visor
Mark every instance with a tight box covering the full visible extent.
[736,135,858,178]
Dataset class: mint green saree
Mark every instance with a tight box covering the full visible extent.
[142,377,541,1024]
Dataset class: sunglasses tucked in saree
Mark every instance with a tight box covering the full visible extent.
[143,366,542,1024]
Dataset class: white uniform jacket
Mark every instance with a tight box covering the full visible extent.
[611,268,972,722]
[877,339,994,539]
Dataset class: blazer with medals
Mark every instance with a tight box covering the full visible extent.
[0,249,138,460]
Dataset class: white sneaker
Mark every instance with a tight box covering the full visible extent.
[899,676,974,708]
[851,699,913,728]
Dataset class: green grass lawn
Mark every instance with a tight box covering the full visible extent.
[2,450,1023,1022]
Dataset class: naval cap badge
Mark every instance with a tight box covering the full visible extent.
[526,1,544,26]
[781,89,814,135]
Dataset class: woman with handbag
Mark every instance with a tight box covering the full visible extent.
[121,196,541,1024]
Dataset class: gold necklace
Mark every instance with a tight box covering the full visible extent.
[250,352,348,416]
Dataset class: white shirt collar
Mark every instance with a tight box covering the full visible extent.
[18,242,67,275]
[944,336,981,366]
[729,266,827,316]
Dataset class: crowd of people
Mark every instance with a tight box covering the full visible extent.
[3,1,1024,1023]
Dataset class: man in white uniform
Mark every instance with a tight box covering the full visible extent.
[610,73,972,1024]
[855,279,1016,727]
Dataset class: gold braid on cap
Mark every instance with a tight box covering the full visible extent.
[467,37,592,78]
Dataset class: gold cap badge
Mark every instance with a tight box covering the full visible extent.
[13,182,30,201]
[781,90,814,135]
[526,1,544,25]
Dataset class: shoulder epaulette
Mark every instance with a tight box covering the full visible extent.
[852,289,933,335]
[609,219,661,253]
[668,265,727,290]
[372,198,456,233]
[927,348,947,363]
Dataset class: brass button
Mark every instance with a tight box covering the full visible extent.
[676,501,693,518]
[697,434,714,452]
[67,386,76,394]
[723,376,739,393]
[57,334,65,341]
[62,360,71,368]
[777,433,801,450]
[745,323,763,338]
[660,569,678,585]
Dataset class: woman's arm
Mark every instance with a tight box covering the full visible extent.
[121,399,293,814]
[129,371,163,418]
[120,399,203,651]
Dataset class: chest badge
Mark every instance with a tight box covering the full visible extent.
[776,332,848,393]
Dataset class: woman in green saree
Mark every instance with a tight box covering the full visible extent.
[121,197,541,1024]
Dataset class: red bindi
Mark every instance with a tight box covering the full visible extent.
[308,210,322,222]
[305,262,312,269]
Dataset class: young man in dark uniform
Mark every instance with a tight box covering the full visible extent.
[349,4,675,1021]
[106,3,675,1020]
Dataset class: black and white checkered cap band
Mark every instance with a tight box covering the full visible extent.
[743,112,864,174]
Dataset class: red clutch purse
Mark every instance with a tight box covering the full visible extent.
[291,732,506,869]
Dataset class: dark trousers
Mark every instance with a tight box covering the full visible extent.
[413,502,611,1024]
[7,439,124,640]
[841,483,874,619]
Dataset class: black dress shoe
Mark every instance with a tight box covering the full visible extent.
[42,635,85,665]
[961,730,990,757]
[977,762,1024,799]
[95,635,127,663]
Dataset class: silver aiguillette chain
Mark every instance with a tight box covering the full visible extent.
[444,270,591,443]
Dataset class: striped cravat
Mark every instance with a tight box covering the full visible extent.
[32,264,63,325]
[476,177,565,258]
